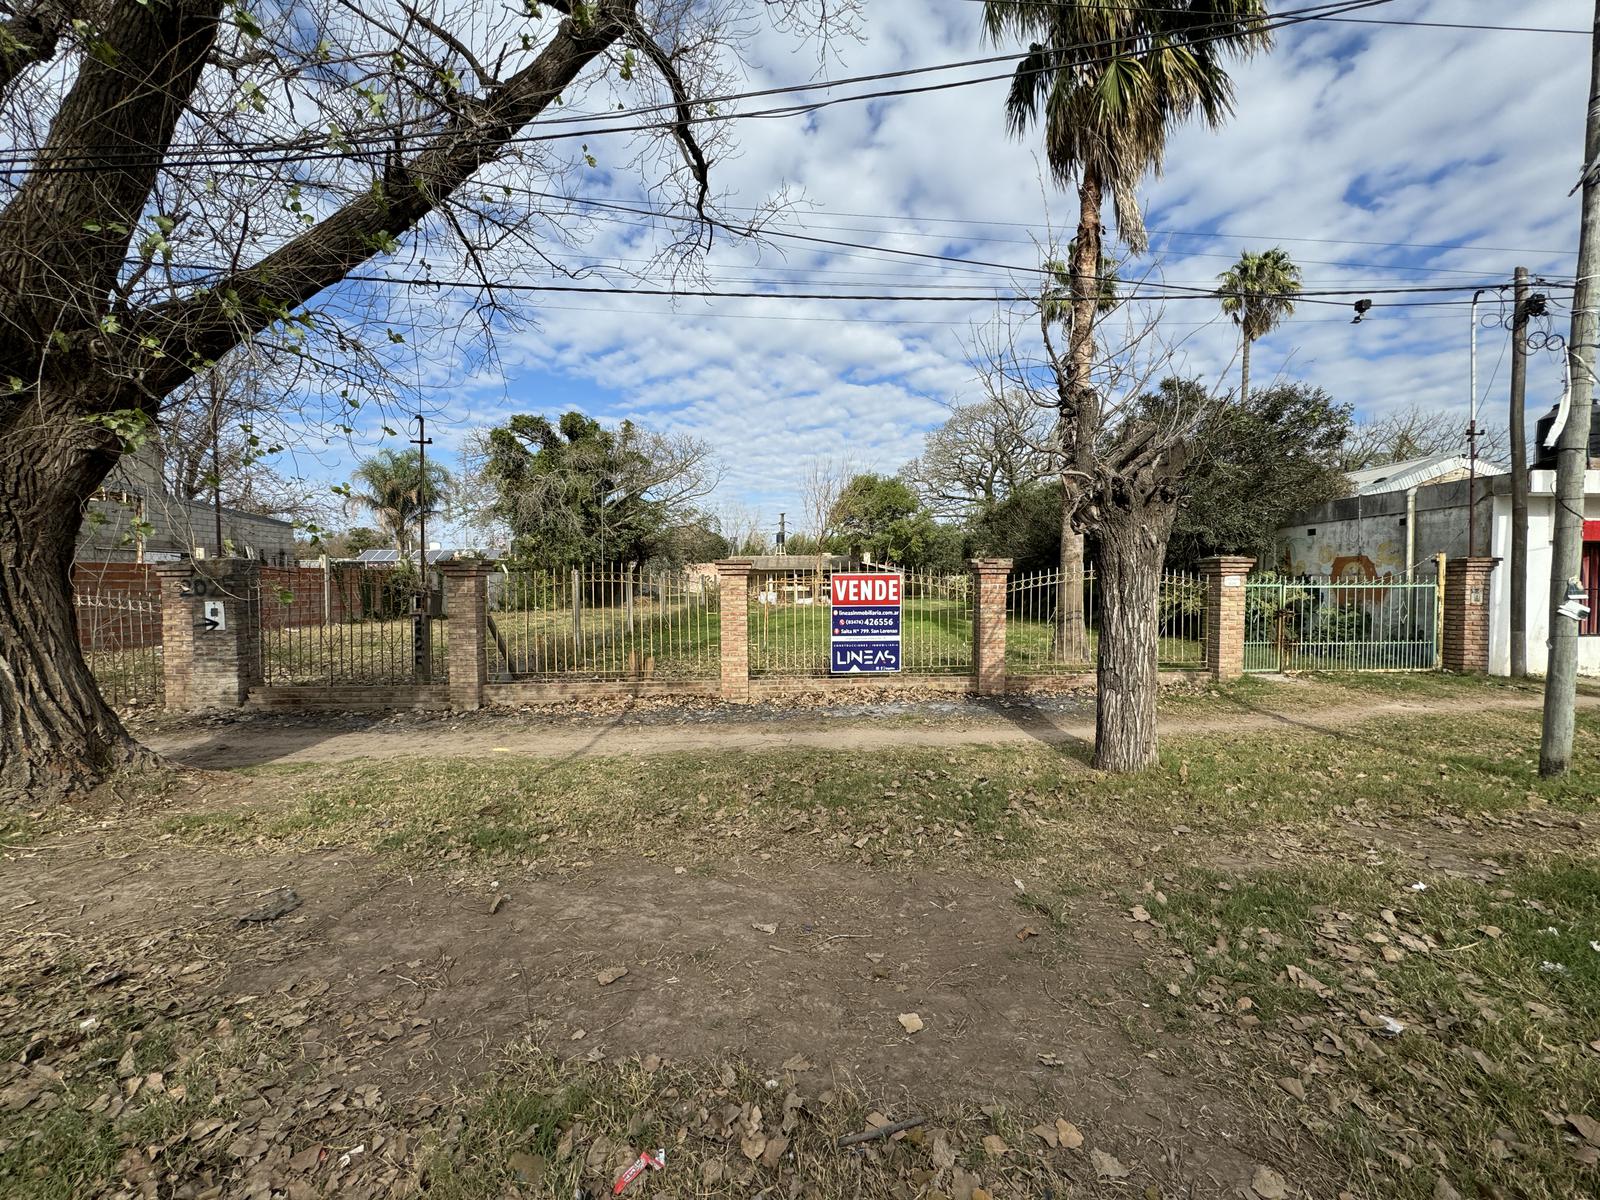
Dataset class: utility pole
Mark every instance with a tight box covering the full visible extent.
[1509,265,1531,677]
[777,511,786,554]
[409,414,432,571]
[1540,0,1600,777]
[209,370,224,558]
[1468,288,1488,556]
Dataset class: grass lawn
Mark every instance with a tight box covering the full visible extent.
[10,676,1600,1199]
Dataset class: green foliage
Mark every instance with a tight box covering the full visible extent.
[349,448,452,556]
[966,479,1063,573]
[1215,246,1301,345]
[827,474,965,571]
[483,412,665,565]
[983,0,1271,246]
[1168,383,1353,569]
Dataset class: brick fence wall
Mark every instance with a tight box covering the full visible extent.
[143,556,1490,713]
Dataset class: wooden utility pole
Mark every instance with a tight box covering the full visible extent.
[1540,0,1600,776]
[1509,266,1531,677]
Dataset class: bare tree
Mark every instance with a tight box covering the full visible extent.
[902,394,1052,520]
[798,455,855,540]
[0,0,855,796]
[1340,403,1506,472]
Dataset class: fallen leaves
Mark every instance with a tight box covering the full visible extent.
[1090,1148,1129,1179]
[897,1012,924,1035]
[1250,1164,1289,1198]
[595,966,628,986]
[1055,1119,1084,1150]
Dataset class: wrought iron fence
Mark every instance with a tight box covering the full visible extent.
[1244,570,1440,673]
[1005,568,1204,673]
[75,592,164,709]
[747,565,973,676]
[486,564,720,680]
[260,567,443,684]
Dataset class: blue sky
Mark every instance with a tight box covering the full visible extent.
[282,0,1592,544]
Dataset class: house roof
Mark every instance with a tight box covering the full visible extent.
[1344,452,1505,496]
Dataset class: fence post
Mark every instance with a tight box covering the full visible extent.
[152,558,261,709]
[969,557,1013,696]
[715,560,752,703]
[439,561,491,709]
[1199,555,1255,682]
[1441,556,1499,673]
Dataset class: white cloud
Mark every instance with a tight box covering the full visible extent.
[304,0,1590,540]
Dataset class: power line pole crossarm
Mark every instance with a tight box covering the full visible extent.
[1509,265,1531,678]
[1540,0,1600,777]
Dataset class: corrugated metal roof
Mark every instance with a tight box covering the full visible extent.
[1345,453,1505,496]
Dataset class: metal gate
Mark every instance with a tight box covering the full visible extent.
[1244,569,1441,673]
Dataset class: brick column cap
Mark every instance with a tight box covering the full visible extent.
[1198,554,1256,575]
[437,559,495,578]
[968,557,1013,573]
[151,562,192,579]
[1444,556,1501,572]
[714,559,754,577]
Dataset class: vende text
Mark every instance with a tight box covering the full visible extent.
[831,574,902,606]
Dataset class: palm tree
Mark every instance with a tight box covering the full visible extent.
[349,449,453,561]
[983,0,1271,772]
[1216,247,1301,400]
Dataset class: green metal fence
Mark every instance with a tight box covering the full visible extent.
[1244,570,1440,673]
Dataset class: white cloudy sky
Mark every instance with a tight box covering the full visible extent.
[291,0,1593,542]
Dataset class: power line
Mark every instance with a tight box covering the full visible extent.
[0,0,1388,177]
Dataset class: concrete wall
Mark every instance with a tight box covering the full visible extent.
[1275,478,1490,579]
[1482,472,1600,677]
[1277,471,1600,676]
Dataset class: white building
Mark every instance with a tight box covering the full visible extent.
[1276,456,1600,677]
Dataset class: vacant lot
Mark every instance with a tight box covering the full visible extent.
[2,675,1597,1199]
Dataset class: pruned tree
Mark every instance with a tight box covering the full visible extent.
[0,0,853,796]
[980,280,1227,771]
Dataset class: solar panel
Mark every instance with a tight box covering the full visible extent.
[357,548,400,562]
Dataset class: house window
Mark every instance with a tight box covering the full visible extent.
[1582,540,1600,637]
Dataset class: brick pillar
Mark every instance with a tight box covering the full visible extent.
[439,561,491,709]
[153,565,193,710]
[715,560,752,703]
[153,559,260,709]
[970,557,1012,696]
[1442,556,1499,673]
[1199,555,1254,682]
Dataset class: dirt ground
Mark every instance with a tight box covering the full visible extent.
[4,681,1594,1199]
[133,686,1569,769]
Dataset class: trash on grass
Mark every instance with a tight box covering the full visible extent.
[613,1148,665,1195]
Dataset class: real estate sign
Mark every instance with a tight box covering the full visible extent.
[830,571,902,673]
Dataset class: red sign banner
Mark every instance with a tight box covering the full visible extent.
[830,572,903,606]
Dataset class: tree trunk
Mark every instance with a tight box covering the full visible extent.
[1,406,149,798]
[1053,508,1088,662]
[1240,336,1251,403]
[1051,165,1103,664]
[1093,495,1177,773]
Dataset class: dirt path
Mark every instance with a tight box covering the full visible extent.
[141,689,1570,769]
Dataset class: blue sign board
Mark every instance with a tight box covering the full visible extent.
[830,572,902,673]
